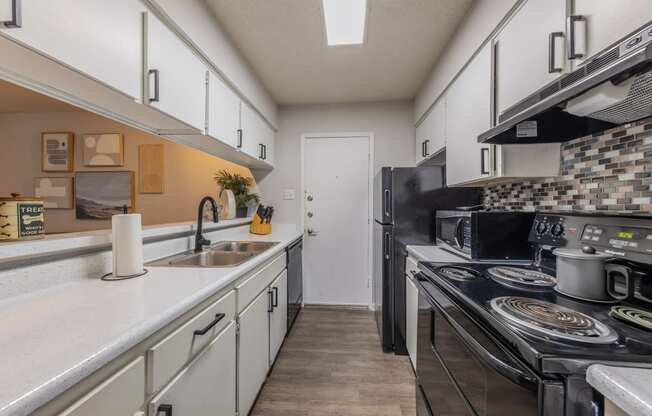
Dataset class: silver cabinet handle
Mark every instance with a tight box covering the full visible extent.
[1,0,21,28]
[548,32,564,73]
[148,69,160,103]
[567,15,586,60]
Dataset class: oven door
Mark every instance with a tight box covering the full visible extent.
[416,276,546,416]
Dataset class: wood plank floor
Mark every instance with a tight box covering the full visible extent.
[251,308,416,416]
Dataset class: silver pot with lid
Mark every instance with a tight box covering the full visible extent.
[554,245,615,302]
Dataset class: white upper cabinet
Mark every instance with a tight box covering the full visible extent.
[207,71,240,148]
[495,0,567,117]
[446,43,493,186]
[571,0,652,66]
[415,97,446,165]
[145,11,207,132]
[0,0,144,99]
[240,102,275,166]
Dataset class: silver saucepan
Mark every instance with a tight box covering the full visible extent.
[554,245,616,303]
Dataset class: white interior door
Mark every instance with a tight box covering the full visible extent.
[303,135,371,307]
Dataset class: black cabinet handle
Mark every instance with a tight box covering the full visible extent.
[1,0,21,28]
[259,143,264,159]
[263,144,267,160]
[548,32,564,73]
[236,129,243,148]
[157,404,173,416]
[480,147,490,175]
[421,141,425,157]
[193,313,225,336]
[268,290,274,313]
[383,232,391,260]
[272,286,279,307]
[568,15,586,60]
[148,69,160,103]
[424,139,430,157]
[383,189,391,218]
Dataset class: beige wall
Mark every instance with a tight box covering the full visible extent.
[0,111,254,234]
[257,100,415,226]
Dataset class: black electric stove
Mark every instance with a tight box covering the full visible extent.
[415,212,652,416]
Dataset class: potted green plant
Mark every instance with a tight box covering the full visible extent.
[214,170,259,218]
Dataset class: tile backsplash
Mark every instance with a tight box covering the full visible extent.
[483,117,652,213]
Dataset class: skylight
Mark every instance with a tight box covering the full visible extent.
[322,0,367,46]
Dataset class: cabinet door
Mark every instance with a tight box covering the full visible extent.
[405,275,418,371]
[446,44,492,186]
[0,0,144,99]
[240,102,275,164]
[496,0,567,116]
[207,71,240,148]
[238,289,271,416]
[145,12,207,132]
[415,97,445,165]
[261,125,275,166]
[269,271,288,364]
[59,357,145,416]
[149,323,236,416]
[573,0,652,65]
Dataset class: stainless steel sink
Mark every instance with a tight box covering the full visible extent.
[147,241,279,268]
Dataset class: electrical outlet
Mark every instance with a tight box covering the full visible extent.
[283,189,296,200]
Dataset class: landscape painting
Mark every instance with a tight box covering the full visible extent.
[75,171,134,220]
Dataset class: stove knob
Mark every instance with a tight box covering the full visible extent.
[535,221,549,235]
[551,223,564,237]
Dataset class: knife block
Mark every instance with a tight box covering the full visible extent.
[250,213,272,235]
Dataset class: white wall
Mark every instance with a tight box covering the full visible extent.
[151,0,278,127]
[257,101,415,226]
[414,0,520,123]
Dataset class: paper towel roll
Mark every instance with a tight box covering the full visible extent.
[112,214,144,277]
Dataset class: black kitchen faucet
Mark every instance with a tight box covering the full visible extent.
[195,196,219,252]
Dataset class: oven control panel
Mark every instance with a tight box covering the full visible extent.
[581,224,652,256]
[529,213,652,263]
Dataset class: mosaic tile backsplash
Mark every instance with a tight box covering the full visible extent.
[483,117,652,213]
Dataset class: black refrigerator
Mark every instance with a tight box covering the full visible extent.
[372,166,480,353]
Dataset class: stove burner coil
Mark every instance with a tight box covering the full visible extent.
[491,297,618,344]
[610,306,652,331]
[437,266,481,281]
[487,266,557,288]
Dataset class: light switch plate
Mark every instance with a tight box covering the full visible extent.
[283,189,296,200]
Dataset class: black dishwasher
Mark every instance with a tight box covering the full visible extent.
[286,238,303,331]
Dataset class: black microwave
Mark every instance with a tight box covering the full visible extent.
[436,210,535,260]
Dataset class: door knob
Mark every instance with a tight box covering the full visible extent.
[307,228,319,236]
[307,195,314,201]
[307,211,314,218]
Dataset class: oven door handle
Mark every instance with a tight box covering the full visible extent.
[433,297,538,389]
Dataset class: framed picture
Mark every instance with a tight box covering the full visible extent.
[34,177,74,209]
[83,133,124,167]
[75,171,135,220]
[42,132,74,172]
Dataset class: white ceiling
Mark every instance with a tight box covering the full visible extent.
[0,80,80,113]
[205,0,472,105]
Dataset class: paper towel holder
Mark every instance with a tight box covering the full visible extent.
[101,268,149,281]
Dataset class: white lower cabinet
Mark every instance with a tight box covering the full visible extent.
[269,271,288,364]
[238,289,271,416]
[405,256,419,371]
[59,358,145,416]
[149,323,236,416]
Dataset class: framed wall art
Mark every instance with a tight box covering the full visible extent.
[83,133,124,167]
[75,171,134,220]
[34,177,74,209]
[41,132,74,172]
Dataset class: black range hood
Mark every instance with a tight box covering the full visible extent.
[479,23,652,145]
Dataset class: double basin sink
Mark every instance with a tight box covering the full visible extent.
[148,241,279,268]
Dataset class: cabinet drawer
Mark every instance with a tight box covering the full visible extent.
[405,256,419,278]
[59,357,144,416]
[236,253,286,313]
[147,290,235,394]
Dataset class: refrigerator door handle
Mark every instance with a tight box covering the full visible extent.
[384,189,391,218]
[384,232,391,260]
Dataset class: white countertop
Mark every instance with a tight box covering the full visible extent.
[587,364,652,416]
[0,223,302,416]
[406,244,469,263]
